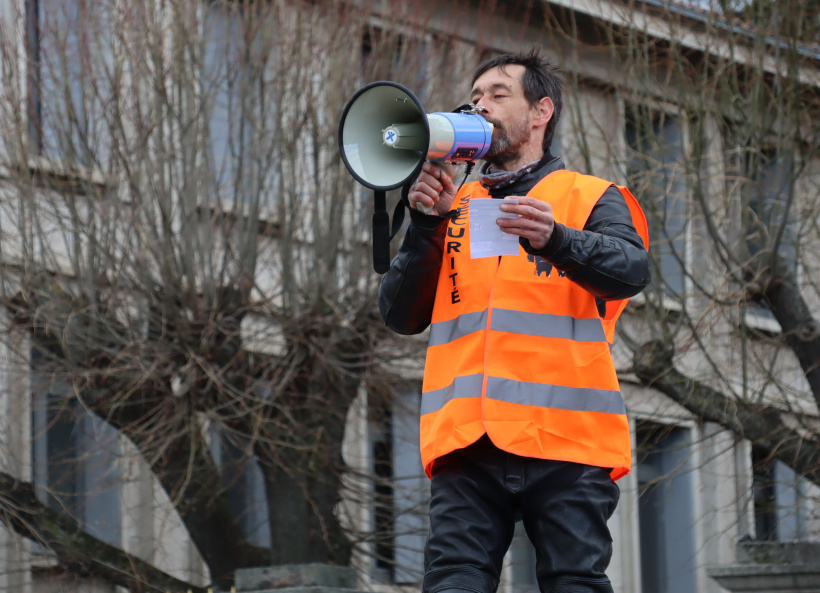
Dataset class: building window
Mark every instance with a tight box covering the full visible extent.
[31,349,121,546]
[751,447,809,541]
[26,0,113,166]
[744,147,797,318]
[203,1,278,205]
[210,428,272,547]
[636,421,696,593]
[721,127,799,325]
[625,107,687,299]
[368,390,428,585]
[744,147,795,267]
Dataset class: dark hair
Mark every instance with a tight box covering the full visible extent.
[472,48,564,153]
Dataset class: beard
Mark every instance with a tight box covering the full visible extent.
[483,115,531,168]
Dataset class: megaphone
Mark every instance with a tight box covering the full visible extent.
[338,81,493,273]
[339,81,493,190]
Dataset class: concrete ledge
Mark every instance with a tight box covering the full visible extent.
[708,564,820,591]
[707,542,820,593]
[235,564,358,592]
[736,542,820,565]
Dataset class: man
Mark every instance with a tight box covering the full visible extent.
[378,50,650,593]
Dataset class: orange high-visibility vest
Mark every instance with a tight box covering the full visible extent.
[419,169,649,481]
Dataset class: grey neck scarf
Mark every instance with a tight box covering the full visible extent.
[476,151,563,198]
[477,159,543,191]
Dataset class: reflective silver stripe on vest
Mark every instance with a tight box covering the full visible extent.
[486,376,625,415]
[428,310,488,347]
[490,309,606,342]
[428,309,605,348]
[422,375,625,416]
[421,374,483,416]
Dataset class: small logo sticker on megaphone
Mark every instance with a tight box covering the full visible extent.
[383,128,398,145]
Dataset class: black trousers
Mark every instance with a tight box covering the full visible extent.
[422,435,620,593]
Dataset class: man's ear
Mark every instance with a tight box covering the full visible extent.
[534,97,554,128]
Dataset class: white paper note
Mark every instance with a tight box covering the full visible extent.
[469,198,520,258]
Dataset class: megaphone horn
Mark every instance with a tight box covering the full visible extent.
[338,81,494,273]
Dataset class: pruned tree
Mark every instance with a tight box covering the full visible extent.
[0,0,483,590]
[549,0,820,504]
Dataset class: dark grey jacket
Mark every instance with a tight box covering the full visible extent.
[379,154,651,335]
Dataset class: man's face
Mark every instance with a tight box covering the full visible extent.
[470,64,538,168]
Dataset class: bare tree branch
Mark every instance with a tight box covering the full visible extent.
[0,470,207,593]
[633,339,820,488]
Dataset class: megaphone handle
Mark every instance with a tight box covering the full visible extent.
[416,161,459,214]
[372,190,391,274]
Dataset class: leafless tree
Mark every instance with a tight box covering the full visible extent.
[547,0,820,501]
[0,0,485,590]
[2,0,820,591]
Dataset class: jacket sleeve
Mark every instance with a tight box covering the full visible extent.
[378,209,447,335]
[523,186,651,300]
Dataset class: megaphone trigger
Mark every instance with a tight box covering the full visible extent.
[433,161,460,179]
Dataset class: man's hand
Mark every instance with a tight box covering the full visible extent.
[497,196,555,250]
[408,162,458,217]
